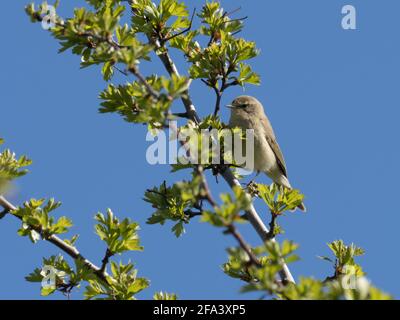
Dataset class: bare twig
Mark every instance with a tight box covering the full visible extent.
[171,112,190,119]
[225,7,242,17]
[113,65,129,76]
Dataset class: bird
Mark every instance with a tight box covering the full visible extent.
[227,95,306,211]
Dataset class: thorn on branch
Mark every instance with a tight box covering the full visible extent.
[224,7,242,17]
[113,65,128,76]
[172,112,190,119]
[223,16,248,24]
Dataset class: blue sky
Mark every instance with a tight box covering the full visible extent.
[1,0,399,299]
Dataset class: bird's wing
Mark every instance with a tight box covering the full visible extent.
[260,117,288,178]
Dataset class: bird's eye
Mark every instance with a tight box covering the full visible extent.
[238,103,248,108]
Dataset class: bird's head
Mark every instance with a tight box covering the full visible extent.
[226,95,264,116]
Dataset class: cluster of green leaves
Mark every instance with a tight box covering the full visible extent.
[85,261,149,300]
[144,179,205,237]
[12,198,72,242]
[283,239,391,300]
[26,255,95,296]
[26,1,152,81]
[0,138,32,193]
[257,183,304,215]
[188,36,260,87]
[85,209,151,299]
[198,1,243,40]
[223,240,298,287]
[223,239,392,300]
[131,0,190,38]
[95,208,143,254]
[153,291,178,300]
[99,74,190,129]
[17,203,173,299]
[319,240,365,280]
[169,2,260,89]
[202,186,250,227]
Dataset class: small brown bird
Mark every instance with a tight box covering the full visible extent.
[228,95,306,211]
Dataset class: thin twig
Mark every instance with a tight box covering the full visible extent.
[266,212,278,241]
[113,65,129,76]
[171,112,190,119]
[226,224,261,267]
[184,209,203,218]
[222,16,248,24]
[128,66,160,99]
[161,8,197,43]
[225,7,242,17]
[100,248,114,274]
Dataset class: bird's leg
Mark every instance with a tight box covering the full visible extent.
[241,170,260,187]
[242,171,260,197]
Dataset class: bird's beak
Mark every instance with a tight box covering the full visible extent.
[226,104,234,109]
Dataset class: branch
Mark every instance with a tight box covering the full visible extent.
[266,212,278,241]
[150,41,295,284]
[0,195,108,282]
[161,8,196,44]
[100,248,114,275]
[226,224,261,267]
[33,4,295,284]
[128,66,161,99]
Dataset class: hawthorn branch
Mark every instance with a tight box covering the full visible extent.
[226,224,261,267]
[266,212,278,241]
[100,248,114,275]
[151,37,295,284]
[0,195,107,282]
[128,66,161,99]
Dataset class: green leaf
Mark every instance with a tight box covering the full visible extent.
[41,286,56,296]
[128,277,150,294]
[12,198,71,239]
[102,61,114,81]
[94,209,143,254]
[171,221,185,237]
[154,291,178,300]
